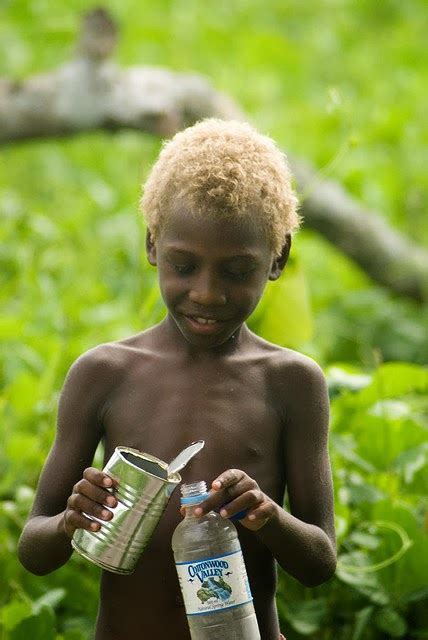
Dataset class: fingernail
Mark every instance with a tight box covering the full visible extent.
[103,477,112,487]
[248,514,256,520]
[90,522,99,530]
[106,496,116,507]
[213,481,221,489]
[102,509,110,519]
[194,507,203,516]
[220,509,228,517]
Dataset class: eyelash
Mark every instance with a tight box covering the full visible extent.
[226,271,251,282]
[174,265,194,275]
[173,265,252,281]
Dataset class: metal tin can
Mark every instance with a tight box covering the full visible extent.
[72,447,181,574]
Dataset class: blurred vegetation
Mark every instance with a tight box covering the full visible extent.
[0,0,427,638]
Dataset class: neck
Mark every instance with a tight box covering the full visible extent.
[161,314,250,359]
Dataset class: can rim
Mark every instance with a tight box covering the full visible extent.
[114,446,181,484]
[71,539,134,574]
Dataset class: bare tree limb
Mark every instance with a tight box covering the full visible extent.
[293,160,428,301]
[1,8,427,301]
[0,10,242,142]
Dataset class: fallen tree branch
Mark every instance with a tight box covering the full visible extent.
[293,160,428,301]
[0,10,242,142]
[1,8,427,301]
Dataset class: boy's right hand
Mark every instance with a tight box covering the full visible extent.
[63,467,118,538]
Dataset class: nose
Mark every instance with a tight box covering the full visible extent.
[188,271,227,306]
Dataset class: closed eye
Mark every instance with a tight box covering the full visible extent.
[173,264,194,275]
[223,268,255,281]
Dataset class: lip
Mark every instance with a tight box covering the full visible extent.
[183,315,226,335]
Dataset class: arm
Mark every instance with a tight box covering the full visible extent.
[18,346,117,575]
[255,357,336,586]
[196,358,336,588]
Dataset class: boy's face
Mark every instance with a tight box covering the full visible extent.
[147,203,289,350]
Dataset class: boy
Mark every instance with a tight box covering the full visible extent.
[18,119,336,639]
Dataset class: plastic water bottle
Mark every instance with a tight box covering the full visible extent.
[172,481,261,639]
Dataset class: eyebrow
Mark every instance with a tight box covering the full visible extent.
[164,246,261,261]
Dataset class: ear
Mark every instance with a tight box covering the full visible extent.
[146,229,157,266]
[269,233,291,281]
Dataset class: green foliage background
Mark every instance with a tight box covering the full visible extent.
[1,1,427,638]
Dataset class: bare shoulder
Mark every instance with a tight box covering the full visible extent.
[274,347,327,390]
[67,329,152,379]
[251,333,326,386]
[63,331,151,401]
[66,341,124,384]
[58,333,153,431]
[251,336,329,425]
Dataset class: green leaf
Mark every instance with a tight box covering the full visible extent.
[0,316,25,339]
[0,600,32,631]
[355,363,428,407]
[341,480,385,506]
[400,585,428,604]
[349,530,381,550]
[369,399,412,420]
[281,599,328,635]
[336,552,390,605]
[10,606,56,640]
[6,371,41,417]
[368,502,428,599]
[393,442,428,485]
[327,365,372,394]
[352,606,374,640]
[331,433,375,473]
[248,259,313,348]
[375,607,408,637]
[32,589,66,614]
[61,631,88,640]
[338,520,413,574]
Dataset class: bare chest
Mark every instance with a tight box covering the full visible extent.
[102,359,283,497]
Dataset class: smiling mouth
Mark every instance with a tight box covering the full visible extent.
[182,315,227,334]
[192,317,218,325]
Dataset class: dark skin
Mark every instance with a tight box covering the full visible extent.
[18,205,336,640]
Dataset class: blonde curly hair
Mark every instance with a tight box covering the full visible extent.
[140,119,300,256]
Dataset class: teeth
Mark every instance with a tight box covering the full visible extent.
[195,317,217,324]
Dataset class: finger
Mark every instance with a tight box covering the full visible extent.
[218,489,265,519]
[213,478,255,518]
[196,479,250,516]
[196,471,251,516]
[65,510,101,536]
[197,475,258,517]
[73,479,117,508]
[83,467,117,489]
[68,494,114,521]
[194,489,225,516]
[218,477,256,501]
[211,469,246,491]
[245,501,276,524]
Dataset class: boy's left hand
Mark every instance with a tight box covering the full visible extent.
[186,469,278,531]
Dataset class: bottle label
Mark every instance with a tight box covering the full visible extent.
[175,549,253,616]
